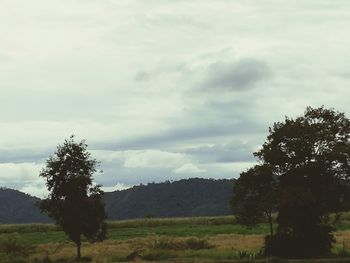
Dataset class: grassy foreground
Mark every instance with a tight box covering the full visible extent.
[1,215,350,262]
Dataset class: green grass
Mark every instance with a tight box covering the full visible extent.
[0,223,60,234]
[0,231,69,244]
[0,223,268,244]
[106,215,236,228]
[107,223,269,240]
[2,215,350,262]
[1,213,350,245]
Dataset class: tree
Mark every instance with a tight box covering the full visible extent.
[40,136,106,260]
[231,164,278,237]
[232,106,350,258]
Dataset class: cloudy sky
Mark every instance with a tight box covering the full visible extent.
[1,0,350,197]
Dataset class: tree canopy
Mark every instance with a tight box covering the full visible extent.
[232,106,350,258]
[40,136,106,260]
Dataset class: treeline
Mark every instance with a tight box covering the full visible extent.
[0,178,234,224]
[104,178,234,220]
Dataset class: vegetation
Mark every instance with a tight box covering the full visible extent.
[0,178,234,224]
[0,216,350,262]
[2,106,350,261]
[232,106,350,258]
[0,188,50,224]
[231,164,277,236]
[39,136,106,260]
[104,177,234,219]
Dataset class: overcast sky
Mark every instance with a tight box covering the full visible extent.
[1,0,350,197]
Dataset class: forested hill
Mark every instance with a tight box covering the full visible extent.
[0,178,235,223]
[104,178,235,220]
[0,188,51,223]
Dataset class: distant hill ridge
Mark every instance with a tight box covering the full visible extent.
[0,187,51,224]
[0,178,235,224]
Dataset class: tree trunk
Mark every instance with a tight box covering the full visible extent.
[76,240,81,261]
[268,210,273,237]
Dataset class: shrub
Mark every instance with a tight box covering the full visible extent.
[151,237,213,250]
[264,223,335,258]
[126,248,144,261]
[333,241,350,258]
[185,237,213,250]
[0,234,34,257]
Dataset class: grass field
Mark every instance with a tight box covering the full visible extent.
[1,215,350,262]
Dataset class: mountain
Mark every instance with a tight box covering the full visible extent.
[104,178,234,220]
[0,178,235,223]
[0,188,51,224]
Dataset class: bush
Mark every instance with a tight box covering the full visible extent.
[0,255,27,263]
[0,234,34,257]
[125,248,176,262]
[151,237,213,250]
[185,237,213,250]
[125,248,144,261]
[264,223,335,258]
[333,241,350,258]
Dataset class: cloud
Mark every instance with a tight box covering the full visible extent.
[173,163,206,174]
[201,59,271,91]
[0,162,43,182]
[123,150,186,168]
[102,182,130,192]
[184,140,255,163]
[135,71,151,82]
[1,0,350,197]
[19,181,48,198]
[102,119,264,151]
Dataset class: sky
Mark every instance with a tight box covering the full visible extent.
[1,0,350,197]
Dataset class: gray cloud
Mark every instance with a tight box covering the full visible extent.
[1,0,350,197]
[96,119,264,151]
[135,71,151,82]
[0,149,50,163]
[201,59,271,91]
[183,140,255,163]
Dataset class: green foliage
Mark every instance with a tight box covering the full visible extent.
[232,106,350,258]
[39,136,106,259]
[333,243,350,258]
[0,234,35,263]
[231,164,278,236]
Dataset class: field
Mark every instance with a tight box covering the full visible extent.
[1,215,350,262]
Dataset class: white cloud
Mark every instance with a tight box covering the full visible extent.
[0,162,43,182]
[102,183,130,192]
[1,0,350,193]
[173,163,206,174]
[124,149,186,168]
[19,180,48,199]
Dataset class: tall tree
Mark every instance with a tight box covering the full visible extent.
[232,106,350,258]
[40,136,106,260]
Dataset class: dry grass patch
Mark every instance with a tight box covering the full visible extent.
[209,234,264,251]
[335,231,350,245]
[25,231,350,262]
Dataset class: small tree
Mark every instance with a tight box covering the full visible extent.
[231,164,278,236]
[40,136,106,260]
